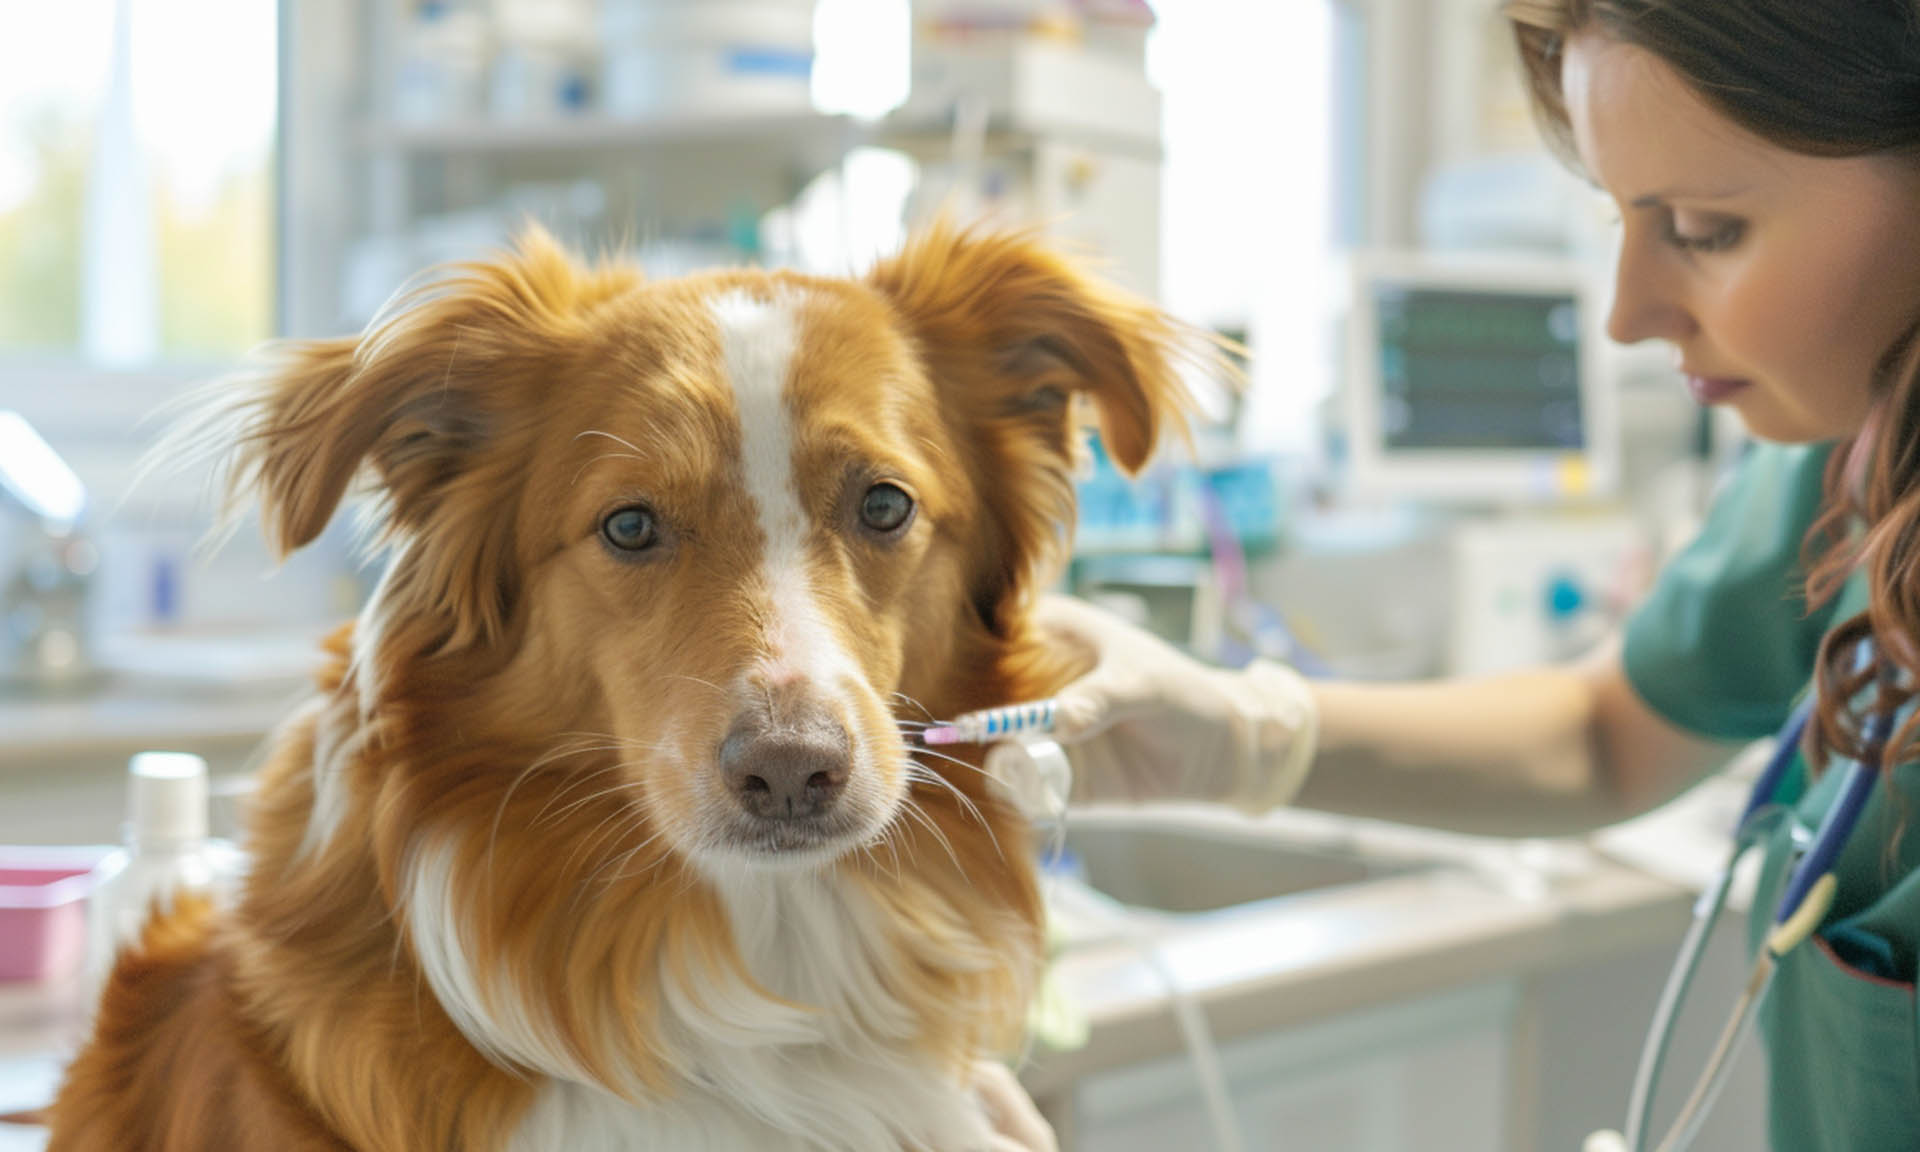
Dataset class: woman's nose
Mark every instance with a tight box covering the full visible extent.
[1607,234,1695,346]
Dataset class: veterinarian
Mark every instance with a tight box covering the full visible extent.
[990,0,1920,1149]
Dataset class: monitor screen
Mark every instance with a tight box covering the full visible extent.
[1375,286,1584,451]
[1345,256,1614,504]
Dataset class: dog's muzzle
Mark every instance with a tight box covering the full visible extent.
[719,686,851,826]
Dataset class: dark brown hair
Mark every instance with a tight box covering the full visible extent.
[1505,0,1920,768]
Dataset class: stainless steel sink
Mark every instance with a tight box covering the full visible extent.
[1045,809,1442,915]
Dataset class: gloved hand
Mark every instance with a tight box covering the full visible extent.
[1030,595,1318,814]
[970,1060,1058,1152]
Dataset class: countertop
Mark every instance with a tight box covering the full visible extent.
[0,628,326,769]
[0,808,1710,1149]
[0,681,297,766]
[0,648,1747,1146]
[1022,821,1694,1095]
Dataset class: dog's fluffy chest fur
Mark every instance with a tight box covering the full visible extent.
[502,874,999,1151]
[404,855,1000,1151]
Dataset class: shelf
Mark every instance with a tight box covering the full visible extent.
[875,116,1165,160]
[366,110,870,159]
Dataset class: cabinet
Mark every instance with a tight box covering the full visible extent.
[883,36,1165,300]
[278,1,1172,337]
[1064,983,1514,1151]
[280,0,865,337]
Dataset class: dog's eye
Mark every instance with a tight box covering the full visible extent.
[601,506,659,552]
[859,483,914,534]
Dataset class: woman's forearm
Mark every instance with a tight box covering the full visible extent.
[1297,667,1617,836]
[1293,640,1741,837]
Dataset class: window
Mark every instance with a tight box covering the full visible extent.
[1148,0,1344,453]
[0,0,277,365]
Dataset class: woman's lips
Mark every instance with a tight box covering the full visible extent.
[1685,374,1750,404]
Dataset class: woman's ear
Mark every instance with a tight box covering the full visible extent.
[868,224,1218,633]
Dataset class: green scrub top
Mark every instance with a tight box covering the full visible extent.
[1624,441,1920,1150]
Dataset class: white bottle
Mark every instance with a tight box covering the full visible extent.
[87,752,246,978]
[981,739,1074,822]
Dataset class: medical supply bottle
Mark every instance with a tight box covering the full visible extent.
[85,752,246,983]
[981,739,1074,822]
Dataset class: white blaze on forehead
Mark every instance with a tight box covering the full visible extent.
[709,288,852,682]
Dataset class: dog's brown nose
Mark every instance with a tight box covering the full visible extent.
[719,699,851,821]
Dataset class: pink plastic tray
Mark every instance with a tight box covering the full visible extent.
[0,846,113,983]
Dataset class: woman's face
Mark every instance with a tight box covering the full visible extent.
[1562,34,1920,443]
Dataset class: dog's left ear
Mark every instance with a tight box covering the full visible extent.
[869,225,1207,632]
[869,224,1197,474]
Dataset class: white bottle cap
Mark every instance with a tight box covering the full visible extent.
[982,739,1073,822]
[128,751,208,845]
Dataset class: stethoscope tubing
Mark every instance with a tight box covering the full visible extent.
[1652,949,1776,1152]
[1623,812,1787,1151]
[1771,713,1887,926]
[1622,698,1809,1152]
[1625,677,1890,1152]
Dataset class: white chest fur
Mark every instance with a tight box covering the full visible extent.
[491,867,999,1152]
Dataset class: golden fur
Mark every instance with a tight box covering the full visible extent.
[48,224,1197,1151]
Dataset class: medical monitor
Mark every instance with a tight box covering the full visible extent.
[1344,254,1617,505]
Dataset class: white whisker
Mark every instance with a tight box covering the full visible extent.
[667,674,727,697]
[575,428,647,455]
[905,745,993,778]
[893,793,964,877]
[538,771,652,829]
[586,820,671,889]
[569,450,647,488]
[905,762,1003,862]
[485,736,639,887]
[890,692,937,723]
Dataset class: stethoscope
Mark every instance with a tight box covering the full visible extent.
[1589,664,1890,1152]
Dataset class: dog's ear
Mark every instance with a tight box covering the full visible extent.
[868,224,1204,630]
[188,226,638,641]
[869,223,1196,474]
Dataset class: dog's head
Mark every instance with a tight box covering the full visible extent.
[209,225,1195,873]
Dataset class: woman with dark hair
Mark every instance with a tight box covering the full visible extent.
[990,0,1920,1147]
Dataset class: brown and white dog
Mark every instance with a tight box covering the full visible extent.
[47,225,1196,1151]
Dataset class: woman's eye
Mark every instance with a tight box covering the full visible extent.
[601,506,659,552]
[859,483,915,534]
[1666,214,1745,253]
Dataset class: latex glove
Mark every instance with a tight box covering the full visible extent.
[1035,595,1318,814]
[970,1061,1058,1152]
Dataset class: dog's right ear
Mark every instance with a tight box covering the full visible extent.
[187,229,637,559]
[869,223,1212,635]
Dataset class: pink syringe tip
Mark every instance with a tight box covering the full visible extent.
[920,726,962,746]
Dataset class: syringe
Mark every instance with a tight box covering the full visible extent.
[918,699,1058,746]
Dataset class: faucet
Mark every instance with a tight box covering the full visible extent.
[0,411,99,692]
